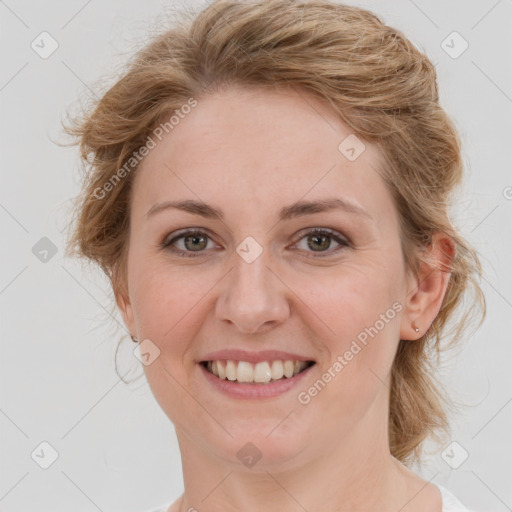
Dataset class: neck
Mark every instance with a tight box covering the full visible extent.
[174,423,410,511]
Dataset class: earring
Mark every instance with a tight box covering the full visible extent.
[131,334,138,343]
[411,321,420,333]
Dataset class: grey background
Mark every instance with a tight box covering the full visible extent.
[1,0,511,511]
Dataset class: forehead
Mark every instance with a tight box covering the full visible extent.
[141,84,370,171]
[133,85,393,224]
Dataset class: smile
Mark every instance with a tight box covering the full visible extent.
[201,359,315,384]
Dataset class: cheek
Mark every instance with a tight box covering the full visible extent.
[128,257,226,364]
[128,263,215,425]
[296,269,403,426]
[302,262,403,342]
[299,255,404,391]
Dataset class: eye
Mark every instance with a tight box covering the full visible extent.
[161,229,217,257]
[161,227,350,258]
[293,228,350,257]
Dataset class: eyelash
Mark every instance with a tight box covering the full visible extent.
[160,228,350,258]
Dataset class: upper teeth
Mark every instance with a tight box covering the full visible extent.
[206,360,310,383]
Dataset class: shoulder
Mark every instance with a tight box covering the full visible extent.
[437,485,473,512]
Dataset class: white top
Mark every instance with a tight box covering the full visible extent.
[438,484,473,511]
[143,484,472,512]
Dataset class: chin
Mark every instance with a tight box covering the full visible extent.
[205,417,317,471]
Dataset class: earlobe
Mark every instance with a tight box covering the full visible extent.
[399,232,455,340]
[116,290,136,335]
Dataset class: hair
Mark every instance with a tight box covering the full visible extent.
[64,0,486,465]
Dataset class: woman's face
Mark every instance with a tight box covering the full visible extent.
[119,85,416,469]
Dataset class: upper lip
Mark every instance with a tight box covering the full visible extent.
[199,349,316,364]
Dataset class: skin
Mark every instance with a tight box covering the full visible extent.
[117,84,453,512]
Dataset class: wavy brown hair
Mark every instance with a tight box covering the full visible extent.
[64,0,486,464]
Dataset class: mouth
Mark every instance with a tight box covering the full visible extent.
[200,359,316,385]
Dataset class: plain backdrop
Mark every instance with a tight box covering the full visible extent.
[1,0,511,511]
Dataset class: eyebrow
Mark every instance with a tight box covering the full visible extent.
[145,197,372,222]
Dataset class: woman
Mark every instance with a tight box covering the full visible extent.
[65,1,485,510]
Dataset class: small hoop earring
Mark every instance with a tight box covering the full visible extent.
[131,334,138,343]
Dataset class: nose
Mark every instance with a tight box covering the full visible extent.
[215,248,290,334]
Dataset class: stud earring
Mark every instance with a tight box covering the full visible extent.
[411,321,420,333]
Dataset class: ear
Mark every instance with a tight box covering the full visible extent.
[400,232,455,340]
[115,286,137,337]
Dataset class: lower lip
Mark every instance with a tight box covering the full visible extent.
[198,362,316,399]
